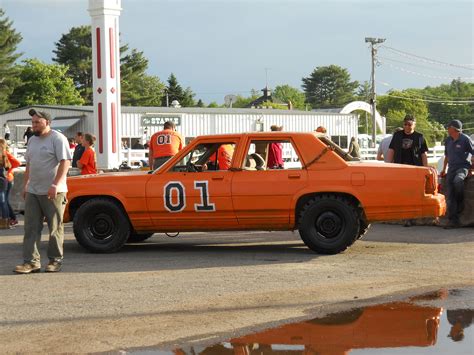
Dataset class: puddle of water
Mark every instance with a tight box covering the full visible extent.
[127,289,474,355]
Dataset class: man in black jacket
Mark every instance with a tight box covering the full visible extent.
[386,114,428,167]
[386,114,428,227]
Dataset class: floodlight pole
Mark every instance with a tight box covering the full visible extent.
[365,37,385,148]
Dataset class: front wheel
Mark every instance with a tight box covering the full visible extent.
[298,195,360,254]
[73,198,130,253]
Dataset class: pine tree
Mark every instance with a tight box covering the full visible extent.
[0,9,22,112]
[162,73,195,107]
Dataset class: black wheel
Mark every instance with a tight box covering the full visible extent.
[358,220,371,239]
[73,198,130,253]
[298,195,360,254]
[127,232,154,243]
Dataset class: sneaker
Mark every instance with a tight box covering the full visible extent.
[14,262,41,274]
[45,260,62,273]
[9,219,18,226]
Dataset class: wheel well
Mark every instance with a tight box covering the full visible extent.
[295,192,364,227]
[69,195,127,222]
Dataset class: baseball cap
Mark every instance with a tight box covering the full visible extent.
[29,108,52,121]
[447,119,462,131]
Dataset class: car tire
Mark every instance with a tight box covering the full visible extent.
[127,232,154,243]
[298,195,360,254]
[73,197,130,253]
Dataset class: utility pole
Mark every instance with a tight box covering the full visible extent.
[365,37,385,148]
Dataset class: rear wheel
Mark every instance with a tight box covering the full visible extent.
[73,198,130,253]
[298,195,360,254]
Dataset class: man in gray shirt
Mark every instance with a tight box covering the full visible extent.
[14,109,72,274]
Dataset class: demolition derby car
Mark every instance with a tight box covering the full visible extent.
[65,132,446,254]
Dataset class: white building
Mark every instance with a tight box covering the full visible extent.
[0,105,359,166]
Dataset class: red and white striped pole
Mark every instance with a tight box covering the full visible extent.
[88,0,122,169]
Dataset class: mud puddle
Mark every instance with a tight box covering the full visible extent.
[123,288,473,355]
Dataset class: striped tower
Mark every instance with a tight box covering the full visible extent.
[88,0,122,169]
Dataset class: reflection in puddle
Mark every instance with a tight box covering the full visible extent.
[130,290,473,355]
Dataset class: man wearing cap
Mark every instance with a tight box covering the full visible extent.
[386,114,428,167]
[14,109,72,274]
[441,120,474,228]
[386,114,428,227]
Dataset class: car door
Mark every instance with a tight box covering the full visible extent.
[231,138,308,228]
[145,140,239,231]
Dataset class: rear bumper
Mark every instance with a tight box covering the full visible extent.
[365,193,446,222]
[422,193,446,218]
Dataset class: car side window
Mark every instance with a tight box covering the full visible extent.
[171,143,236,172]
[243,140,302,171]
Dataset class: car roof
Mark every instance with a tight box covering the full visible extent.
[193,131,324,140]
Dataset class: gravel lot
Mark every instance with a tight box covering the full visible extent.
[0,219,473,353]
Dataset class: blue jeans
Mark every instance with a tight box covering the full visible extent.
[6,181,15,220]
[0,190,7,218]
[445,168,469,222]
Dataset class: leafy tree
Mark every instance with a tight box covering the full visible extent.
[207,101,220,108]
[162,73,195,107]
[0,9,22,112]
[378,90,445,146]
[302,65,359,109]
[53,26,92,103]
[232,90,260,108]
[416,80,474,126]
[53,25,164,106]
[120,49,164,106]
[273,84,306,110]
[356,81,371,101]
[9,59,84,107]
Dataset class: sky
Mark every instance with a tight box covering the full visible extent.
[1,0,473,104]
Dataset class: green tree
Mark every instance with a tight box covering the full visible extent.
[53,25,164,106]
[53,26,92,103]
[378,90,445,146]
[207,101,220,108]
[162,73,195,107]
[0,9,22,112]
[232,90,260,108]
[302,65,359,109]
[356,81,371,101]
[416,80,474,126]
[120,49,164,106]
[273,84,306,110]
[9,59,84,107]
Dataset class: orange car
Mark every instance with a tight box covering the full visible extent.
[65,132,446,253]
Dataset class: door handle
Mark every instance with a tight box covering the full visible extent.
[288,173,301,179]
[212,175,224,181]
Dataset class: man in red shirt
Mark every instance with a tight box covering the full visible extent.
[148,121,184,170]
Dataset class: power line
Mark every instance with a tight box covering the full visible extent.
[379,56,471,75]
[385,93,474,104]
[381,61,474,81]
[381,45,474,71]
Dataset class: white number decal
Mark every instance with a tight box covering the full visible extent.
[164,182,186,212]
[194,181,216,212]
[163,180,216,213]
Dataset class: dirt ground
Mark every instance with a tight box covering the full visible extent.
[0,220,473,353]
